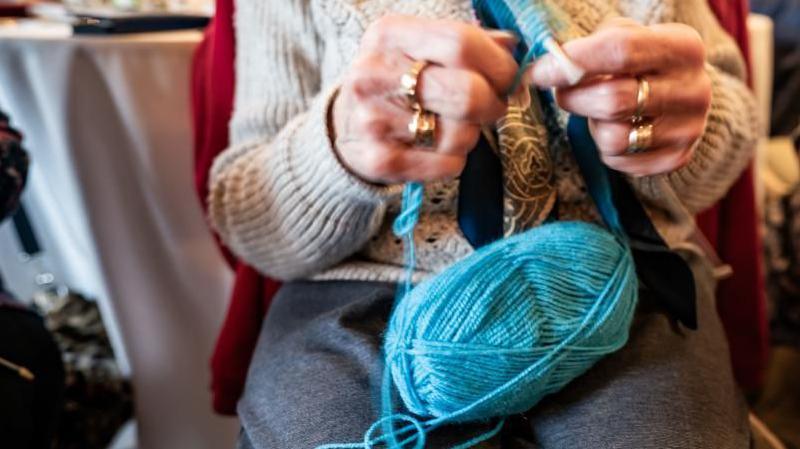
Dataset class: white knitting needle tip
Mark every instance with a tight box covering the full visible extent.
[543,38,585,85]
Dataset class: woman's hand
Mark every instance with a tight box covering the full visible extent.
[530,18,712,177]
[331,15,518,184]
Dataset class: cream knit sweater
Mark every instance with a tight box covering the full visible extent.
[208,0,759,282]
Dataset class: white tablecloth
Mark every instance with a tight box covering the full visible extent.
[0,21,238,449]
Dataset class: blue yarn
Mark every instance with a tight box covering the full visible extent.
[385,221,637,424]
[318,219,638,449]
[392,182,425,302]
[474,0,569,93]
[318,2,640,448]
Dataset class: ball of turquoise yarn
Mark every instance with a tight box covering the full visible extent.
[384,221,638,423]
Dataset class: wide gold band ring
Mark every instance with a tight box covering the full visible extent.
[400,60,430,109]
[408,109,437,148]
[628,122,654,153]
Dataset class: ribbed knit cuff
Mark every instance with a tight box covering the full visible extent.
[289,83,404,204]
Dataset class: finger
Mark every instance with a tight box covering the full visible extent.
[354,142,467,183]
[601,145,695,177]
[361,15,519,94]
[556,74,710,121]
[385,110,481,156]
[350,102,481,157]
[429,119,481,156]
[589,115,706,157]
[347,55,508,124]
[529,23,706,88]
[595,16,642,31]
[419,66,508,123]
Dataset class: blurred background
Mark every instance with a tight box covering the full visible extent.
[0,0,797,448]
[0,1,236,449]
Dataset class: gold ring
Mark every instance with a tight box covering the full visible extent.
[408,109,437,148]
[633,76,651,123]
[400,60,430,109]
[628,122,654,153]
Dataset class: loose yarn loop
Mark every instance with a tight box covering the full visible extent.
[393,182,425,301]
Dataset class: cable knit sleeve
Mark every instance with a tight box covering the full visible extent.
[629,0,760,214]
[208,0,398,280]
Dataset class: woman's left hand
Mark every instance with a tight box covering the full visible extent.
[529,18,712,177]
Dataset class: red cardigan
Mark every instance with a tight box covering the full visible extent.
[191,0,282,414]
[699,0,769,392]
[192,0,768,415]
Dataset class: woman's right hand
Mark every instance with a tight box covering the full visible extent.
[331,15,519,184]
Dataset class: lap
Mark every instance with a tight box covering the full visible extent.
[527,253,749,448]
[236,255,748,449]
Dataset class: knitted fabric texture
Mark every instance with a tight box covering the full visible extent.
[208,0,758,284]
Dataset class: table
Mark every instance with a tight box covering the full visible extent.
[0,20,238,449]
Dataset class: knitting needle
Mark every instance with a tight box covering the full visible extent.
[0,355,35,381]
[542,37,585,85]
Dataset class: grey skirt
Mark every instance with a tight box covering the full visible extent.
[235,252,749,449]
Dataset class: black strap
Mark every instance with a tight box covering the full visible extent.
[457,133,505,249]
[608,171,697,329]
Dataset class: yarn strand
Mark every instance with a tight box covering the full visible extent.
[316,2,639,448]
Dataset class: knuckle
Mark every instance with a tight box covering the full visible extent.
[353,105,388,138]
[345,72,372,101]
[604,90,633,120]
[345,59,389,101]
[363,15,400,49]
[447,28,474,66]
[492,60,518,94]
[607,30,638,71]
[363,119,390,140]
[345,62,378,95]
[461,79,486,119]
[362,148,398,178]
[361,25,382,50]
[445,124,480,154]
[678,25,706,65]
[381,152,405,176]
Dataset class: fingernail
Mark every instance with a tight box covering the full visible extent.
[542,39,585,85]
[486,29,520,50]
[486,29,519,41]
[529,56,556,87]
